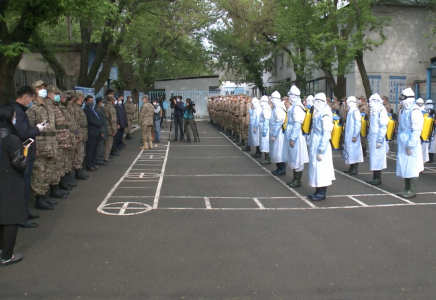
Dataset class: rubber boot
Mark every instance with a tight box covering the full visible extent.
[50,184,68,199]
[344,164,353,174]
[397,178,410,197]
[260,153,271,165]
[429,153,434,163]
[363,146,367,157]
[252,146,262,158]
[148,140,153,149]
[402,178,417,198]
[289,171,303,188]
[141,141,149,150]
[308,188,320,200]
[367,170,382,185]
[287,169,297,186]
[271,163,281,175]
[75,169,87,180]
[311,187,327,201]
[242,145,251,151]
[272,163,286,176]
[35,195,54,210]
[350,164,359,175]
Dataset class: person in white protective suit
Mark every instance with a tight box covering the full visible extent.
[306,95,314,108]
[426,99,436,163]
[307,93,335,201]
[415,98,429,163]
[259,96,272,165]
[269,91,288,175]
[366,93,389,185]
[283,85,309,188]
[396,88,424,198]
[245,97,262,156]
[342,96,364,175]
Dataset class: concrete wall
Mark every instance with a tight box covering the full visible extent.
[154,76,220,91]
[19,51,81,77]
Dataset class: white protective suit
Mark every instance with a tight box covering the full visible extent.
[283,87,308,171]
[368,94,389,171]
[396,96,424,178]
[259,96,271,152]
[248,97,262,147]
[425,100,436,154]
[269,91,287,163]
[344,96,364,165]
[308,93,336,187]
[416,98,429,162]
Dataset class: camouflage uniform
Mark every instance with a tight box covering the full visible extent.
[103,98,118,160]
[239,98,247,140]
[232,98,239,135]
[124,100,135,134]
[70,93,88,170]
[139,102,154,144]
[26,98,58,196]
[63,100,78,175]
[242,99,251,141]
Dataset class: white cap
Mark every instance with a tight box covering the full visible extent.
[271,91,281,101]
[288,85,300,96]
[314,93,326,102]
[402,87,415,98]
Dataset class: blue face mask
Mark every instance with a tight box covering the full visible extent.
[26,102,33,109]
[54,95,61,102]
[12,118,16,126]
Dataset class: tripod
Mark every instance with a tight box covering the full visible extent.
[183,108,201,143]
[168,109,174,141]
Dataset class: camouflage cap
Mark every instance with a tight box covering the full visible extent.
[31,80,47,88]
[106,95,115,101]
[47,85,60,93]
[75,91,84,98]
[66,90,76,98]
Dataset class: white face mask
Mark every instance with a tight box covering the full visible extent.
[114,100,118,105]
[177,99,180,102]
[38,89,47,98]
[314,100,324,112]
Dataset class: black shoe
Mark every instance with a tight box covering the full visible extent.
[103,159,113,163]
[272,169,286,176]
[59,181,72,190]
[28,213,40,220]
[242,146,251,151]
[96,161,108,165]
[252,152,262,158]
[19,221,38,228]
[50,185,67,199]
[110,152,120,156]
[87,167,97,171]
[35,197,54,210]
[47,198,58,205]
[1,253,23,267]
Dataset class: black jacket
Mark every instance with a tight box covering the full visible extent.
[115,104,128,129]
[10,101,40,159]
[95,106,108,140]
[83,105,103,138]
[174,101,185,118]
[0,128,28,224]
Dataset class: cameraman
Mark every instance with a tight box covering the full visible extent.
[173,96,185,141]
[183,98,198,142]
[152,99,162,143]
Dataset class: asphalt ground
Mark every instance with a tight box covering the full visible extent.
[1,121,436,299]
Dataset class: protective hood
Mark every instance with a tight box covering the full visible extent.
[403,97,415,109]
[346,96,357,108]
[260,95,269,108]
[270,91,281,107]
[369,93,382,114]
[287,85,301,105]
[306,95,314,107]
[416,98,424,107]
[252,97,260,108]
[314,93,327,112]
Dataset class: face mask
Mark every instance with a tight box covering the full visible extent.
[54,95,61,102]
[314,100,324,112]
[87,101,94,107]
[26,102,33,109]
[118,101,123,105]
[177,99,180,102]
[153,103,157,106]
[427,104,434,110]
[102,103,105,107]
[129,99,133,102]
[38,89,47,98]
[115,101,118,105]
[12,118,16,126]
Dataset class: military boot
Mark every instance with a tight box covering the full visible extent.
[35,195,54,210]
[50,185,68,199]
[397,178,410,197]
[260,153,271,165]
[148,140,153,149]
[141,141,149,150]
[75,169,87,180]
[79,169,89,179]
[66,172,77,187]
[289,171,303,188]
[237,139,245,146]
[350,164,359,175]
[402,178,417,198]
[59,176,72,190]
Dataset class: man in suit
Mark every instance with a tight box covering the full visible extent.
[11,86,46,227]
[115,95,128,150]
[83,96,102,171]
[94,97,108,165]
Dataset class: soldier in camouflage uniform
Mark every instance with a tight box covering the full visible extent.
[207,97,212,124]
[358,96,369,156]
[27,80,57,210]
[125,95,135,140]
[103,95,118,162]
[241,97,251,150]
[45,85,71,198]
[231,96,239,141]
[139,95,154,150]
[70,91,89,179]
[60,91,78,188]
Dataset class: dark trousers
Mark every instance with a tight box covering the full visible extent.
[24,156,35,216]
[115,128,124,148]
[174,116,184,140]
[95,138,105,163]
[184,118,198,141]
[86,137,98,168]
[161,109,166,126]
[0,225,19,260]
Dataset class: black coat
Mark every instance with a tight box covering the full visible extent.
[10,101,40,159]
[83,105,103,139]
[115,104,128,129]
[0,128,28,224]
[95,106,108,140]
[174,101,185,118]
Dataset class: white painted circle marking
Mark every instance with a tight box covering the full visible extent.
[100,202,152,216]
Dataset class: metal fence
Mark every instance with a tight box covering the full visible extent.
[147,90,223,119]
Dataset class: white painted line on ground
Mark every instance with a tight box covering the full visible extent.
[170,145,234,147]
[348,196,368,207]
[204,197,212,209]
[139,173,144,178]
[170,156,241,159]
[220,133,316,208]
[334,169,415,204]
[111,196,154,198]
[164,174,269,177]
[117,187,155,189]
[153,140,171,209]
[97,150,145,215]
[119,202,129,215]
[253,197,265,209]
[122,180,159,182]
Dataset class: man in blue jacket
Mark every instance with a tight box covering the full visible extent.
[173,96,185,141]
[83,96,102,171]
[11,86,46,227]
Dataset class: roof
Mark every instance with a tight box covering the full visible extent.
[155,75,219,82]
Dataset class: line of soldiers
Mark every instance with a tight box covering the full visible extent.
[208,86,428,200]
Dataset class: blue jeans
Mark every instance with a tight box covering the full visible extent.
[154,120,161,141]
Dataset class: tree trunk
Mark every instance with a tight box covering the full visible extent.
[355,53,372,99]
[116,56,143,104]
[92,51,117,93]
[78,20,92,86]
[0,55,21,104]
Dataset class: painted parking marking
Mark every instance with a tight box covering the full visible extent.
[204,197,212,209]
[348,196,368,207]
[253,197,265,209]
[153,141,171,209]
[100,202,152,216]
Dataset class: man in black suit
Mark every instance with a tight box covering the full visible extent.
[10,86,46,227]
[114,95,128,149]
[83,96,102,171]
[94,97,108,165]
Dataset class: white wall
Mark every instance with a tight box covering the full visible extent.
[154,76,220,91]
